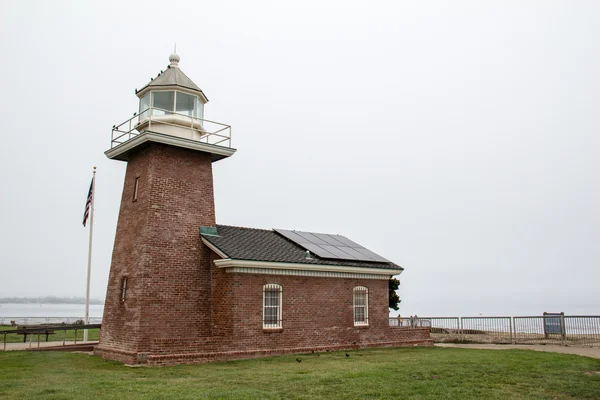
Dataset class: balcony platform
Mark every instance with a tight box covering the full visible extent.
[106,108,236,162]
[105,130,236,162]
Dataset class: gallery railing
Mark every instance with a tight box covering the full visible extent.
[110,107,232,149]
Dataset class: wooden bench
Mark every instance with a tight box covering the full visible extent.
[16,326,56,343]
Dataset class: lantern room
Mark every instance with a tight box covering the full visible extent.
[106,53,235,162]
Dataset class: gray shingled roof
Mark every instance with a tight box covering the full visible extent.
[201,225,403,271]
[139,66,208,99]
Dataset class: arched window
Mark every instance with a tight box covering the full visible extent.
[263,284,283,329]
[353,286,369,326]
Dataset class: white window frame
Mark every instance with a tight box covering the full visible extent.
[147,90,202,118]
[263,284,283,329]
[353,286,369,326]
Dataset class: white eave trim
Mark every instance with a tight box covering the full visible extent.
[201,237,229,259]
[105,131,236,160]
[213,259,403,276]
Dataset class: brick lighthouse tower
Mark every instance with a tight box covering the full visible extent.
[97,53,235,364]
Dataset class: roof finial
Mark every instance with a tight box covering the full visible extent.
[169,48,180,68]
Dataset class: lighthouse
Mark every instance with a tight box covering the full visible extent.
[98,53,235,364]
[96,53,428,367]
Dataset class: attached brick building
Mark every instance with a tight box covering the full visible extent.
[96,54,431,366]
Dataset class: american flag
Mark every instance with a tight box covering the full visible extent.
[82,178,94,227]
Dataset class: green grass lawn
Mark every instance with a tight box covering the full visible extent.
[0,347,598,399]
[0,326,100,343]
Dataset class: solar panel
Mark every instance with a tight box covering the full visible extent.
[274,229,389,263]
[302,243,338,259]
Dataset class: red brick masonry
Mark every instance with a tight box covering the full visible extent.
[97,143,432,366]
[95,327,432,366]
[97,264,432,365]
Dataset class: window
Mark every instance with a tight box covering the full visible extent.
[353,286,369,326]
[152,91,175,115]
[263,284,282,329]
[142,91,203,119]
[139,94,150,120]
[175,92,196,117]
[121,277,128,301]
[196,97,204,119]
[133,177,139,201]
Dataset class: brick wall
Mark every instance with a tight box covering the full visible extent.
[99,143,216,355]
[97,143,431,365]
[137,261,432,363]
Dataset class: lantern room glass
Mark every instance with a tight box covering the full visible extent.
[139,94,150,120]
[152,91,175,115]
[176,92,196,117]
[196,98,204,119]
[138,91,205,120]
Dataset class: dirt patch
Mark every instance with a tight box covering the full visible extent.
[585,371,600,376]
[435,343,600,359]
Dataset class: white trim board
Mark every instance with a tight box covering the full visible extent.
[201,237,229,259]
[225,266,391,280]
[105,131,236,161]
[214,259,402,277]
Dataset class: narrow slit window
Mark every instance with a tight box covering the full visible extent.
[133,177,140,201]
[263,284,282,329]
[121,277,128,301]
[353,286,369,326]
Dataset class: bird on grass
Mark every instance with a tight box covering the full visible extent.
[346,353,350,358]
[317,353,320,357]
[296,358,302,363]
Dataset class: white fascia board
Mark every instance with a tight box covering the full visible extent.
[214,259,403,276]
[105,132,236,160]
[201,237,229,259]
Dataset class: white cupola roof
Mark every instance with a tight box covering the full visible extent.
[136,53,208,102]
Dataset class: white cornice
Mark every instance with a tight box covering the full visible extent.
[225,267,390,280]
[201,237,229,259]
[214,259,402,276]
[105,132,236,161]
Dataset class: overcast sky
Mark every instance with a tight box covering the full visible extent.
[0,1,598,316]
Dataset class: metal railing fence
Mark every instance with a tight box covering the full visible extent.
[1,324,102,351]
[418,317,461,341]
[0,317,103,326]
[461,317,512,344]
[111,107,232,149]
[394,315,600,347]
[389,316,431,328]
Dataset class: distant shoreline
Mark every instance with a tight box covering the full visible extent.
[0,297,104,305]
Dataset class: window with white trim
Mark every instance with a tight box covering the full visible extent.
[263,284,282,328]
[353,286,369,326]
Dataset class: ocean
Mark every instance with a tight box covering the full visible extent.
[0,303,105,325]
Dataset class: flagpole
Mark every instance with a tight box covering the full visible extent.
[84,166,96,342]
